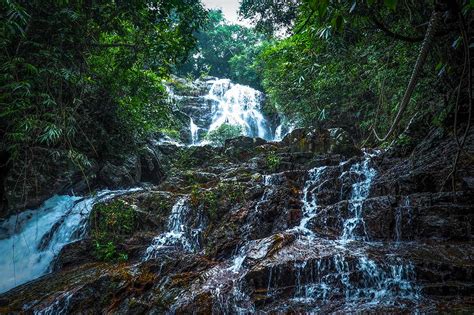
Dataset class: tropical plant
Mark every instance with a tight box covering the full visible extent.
[0,0,207,205]
[90,199,136,262]
[176,9,266,89]
[205,124,243,146]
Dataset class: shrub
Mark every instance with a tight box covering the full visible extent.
[190,181,245,222]
[90,199,136,262]
[266,151,281,172]
[205,124,243,146]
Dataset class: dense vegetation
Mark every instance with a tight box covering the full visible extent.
[239,0,472,143]
[1,0,206,175]
[0,0,472,209]
[175,0,471,145]
[177,9,265,89]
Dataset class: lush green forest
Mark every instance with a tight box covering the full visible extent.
[1,1,473,312]
[1,0,471,171]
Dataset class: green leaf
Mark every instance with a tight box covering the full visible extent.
[384,0,398,10]
[335,15,344,32]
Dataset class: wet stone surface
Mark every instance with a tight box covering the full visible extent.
[0,127,473,314]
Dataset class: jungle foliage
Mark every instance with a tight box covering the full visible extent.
[176,9,265,89]
[91,199,136,262]
[0,0,207,168]
[205,124,243,146]
[240,0,473,143]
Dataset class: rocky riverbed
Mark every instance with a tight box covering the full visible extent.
[0,126,472,314]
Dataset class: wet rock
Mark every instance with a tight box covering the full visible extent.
[281,128,330,154]
[140,144,165,184]
[328,127,362,157]
[98,155,141,189]
[2,128,473,313]
[53,240,95,271]
[224,136,267,161]
[2,148,97,215]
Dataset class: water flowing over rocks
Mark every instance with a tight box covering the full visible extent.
[0,77,280,215]
[166,76,280,145]
[0,126,473,314]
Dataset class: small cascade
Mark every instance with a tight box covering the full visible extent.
[286,153,420,309]
[206,79,272,140]
[165,84,183,103]
[258,174,281,208]
[298,166,327,234]
[189,117,200,144]
[33,291,73,315]
[0,189,139,294]
[144,196,202,260]
[341,155,377,241]
[274,120,297,141]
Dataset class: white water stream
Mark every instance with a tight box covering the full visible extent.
[0,188,139,294]
[144,196,202,260]
[206,79,272,140]
[185,78,287,145]
[288,153,420,308]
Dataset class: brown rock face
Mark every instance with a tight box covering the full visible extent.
[1,128,473,314]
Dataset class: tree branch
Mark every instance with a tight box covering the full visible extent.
[373,10,443,142]
[370,14,424,43]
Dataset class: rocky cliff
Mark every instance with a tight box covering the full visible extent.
[1,126,472,314]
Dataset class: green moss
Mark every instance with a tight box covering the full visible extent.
[90,199,136,262]
[266,151,281,172]
[160,128,180,140]
[174,148,199,169]
[166,78,194,95]
[189,181,245,223]
[190,185,218,221]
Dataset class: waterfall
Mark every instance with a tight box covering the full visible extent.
[0,188,140,294]
[190,117,200,144]
[289,153,420,308]
[274,120,297,141]
[204,79,272,141]
[206,79,270,140]
[341,155,377,241]
[299,166,327,233]
[144,196,202,260]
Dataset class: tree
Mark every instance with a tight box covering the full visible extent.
[0,0,207,161]
[176,9,266,89]
[242,0,472,142]
[0,0,207,208]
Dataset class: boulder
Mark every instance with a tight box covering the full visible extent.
[2,148,97,216]
[224,136,267,161]
[328,127,362,157]
[98,155,141,189]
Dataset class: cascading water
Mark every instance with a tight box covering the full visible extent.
[190,118,200,145]
[207,79,271,140]
[287,153,420,309]
[298,166,327,234]
[186,79,274,144]
[274,120,297,141]
[144,196,202,260]
[0,188,139,294]
[171,175,283,314]
[341,155,377,241]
